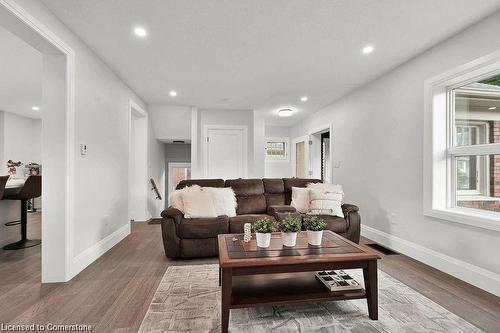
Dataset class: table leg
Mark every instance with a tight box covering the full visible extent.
[363,260,378,320]
[219,266,221,286]
[221,267,232,333]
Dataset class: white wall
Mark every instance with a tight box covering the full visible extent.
[10,0,148,277]
[1,111,42,171]
[149,105,191,141]
[291,11,500,296]
[264,125,292,178]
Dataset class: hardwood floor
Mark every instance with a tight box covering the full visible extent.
[0,214,499,332]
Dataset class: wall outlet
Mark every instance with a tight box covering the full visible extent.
[334,160,341,168]
[80,144,88,156]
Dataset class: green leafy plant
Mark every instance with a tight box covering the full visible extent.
[303,216,326,231]
[276,213,301,233]
[252,218,274,233]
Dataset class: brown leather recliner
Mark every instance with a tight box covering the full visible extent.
[160,178,361,259]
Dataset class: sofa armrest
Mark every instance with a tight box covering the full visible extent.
[341,203,359,214]
[341,203,360,244]
[161,207,183,224]
[267,205,296,216]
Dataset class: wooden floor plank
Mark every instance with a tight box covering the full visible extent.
[0,215,498,332]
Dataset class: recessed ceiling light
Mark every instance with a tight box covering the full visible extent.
[133,26,147,38]
[31,106,39,111]
[169,90,177,97]
[362,45,375,54]
[489,106,497,110]
[278,108,293,117]
[300,96,308,102]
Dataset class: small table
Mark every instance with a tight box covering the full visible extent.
[217,231,381,333]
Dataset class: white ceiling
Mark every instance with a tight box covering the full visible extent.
[41,0,500,126]
[0,25,42,119]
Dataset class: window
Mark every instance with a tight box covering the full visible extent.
[424,55,500,231]
[451,77,500,211]
[265,137,289,161]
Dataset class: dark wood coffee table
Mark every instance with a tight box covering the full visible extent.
[217,230,381,333]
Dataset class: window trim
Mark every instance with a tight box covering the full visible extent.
[423,50,500,232]
[265,137,290,162]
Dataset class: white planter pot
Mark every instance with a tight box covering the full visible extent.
[307,230,323,246]
[281,232,298,247]
[256,232,271,248]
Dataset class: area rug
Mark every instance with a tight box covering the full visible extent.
[138,264,482,333]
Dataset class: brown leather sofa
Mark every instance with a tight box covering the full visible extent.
[160,178,361,259]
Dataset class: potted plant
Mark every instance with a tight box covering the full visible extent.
[304,216,326,246]
[277,213,302,247]
[252,218,274,248]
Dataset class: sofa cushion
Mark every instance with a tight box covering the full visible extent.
[263,178,285,206]
[236,195,267,215]
[263,178,284,193]
[225,179,267,214]
[177,179,224,190]
[178,216,229,238]
[229,214,276,233]
[305,214,347,233]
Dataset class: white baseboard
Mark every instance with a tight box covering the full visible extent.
[361,225,500,297]
[70,223,131,279]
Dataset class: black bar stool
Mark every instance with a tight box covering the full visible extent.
[0,176,8,199]
[2,175,41,250]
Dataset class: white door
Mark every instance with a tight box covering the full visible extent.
[292,136,310,178]
[204,126,247,178]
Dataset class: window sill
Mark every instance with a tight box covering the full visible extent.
[457,195,500,202]
[424,207,500,232]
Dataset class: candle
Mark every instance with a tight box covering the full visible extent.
[243,223,252,242]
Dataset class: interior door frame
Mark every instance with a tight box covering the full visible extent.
[308,123,333,181]
[203,125,248,178]
[167,162,191,203]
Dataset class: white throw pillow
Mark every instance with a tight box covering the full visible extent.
[307,183,344,217]
[182,187,218,218]
[307,182,344,195]
[169,185,200,212]
[290,187,310,213]
[206,187,237,217]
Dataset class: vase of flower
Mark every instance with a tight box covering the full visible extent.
[277,213,302,247]
[304,216,326,246]
[252,218,274,248]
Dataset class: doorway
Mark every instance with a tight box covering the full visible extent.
[310,128,332,182]
[203,125,247,178]
[292,136,310,178]
[292,124,332,181]
[128,101,148,222]
[167,162,191,203]
[0,2,75,282]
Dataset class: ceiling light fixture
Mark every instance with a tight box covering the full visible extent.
[133,26,147,38]
[489,106,497,110]
[31,106,39,111]
[278,108,293,117]
[300,96,308,102]
[362,45,375,54]
[169,90,177,97]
